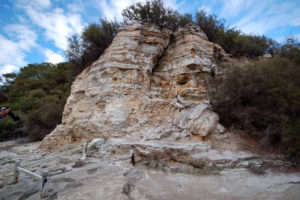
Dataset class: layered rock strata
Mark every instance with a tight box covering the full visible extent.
[40,22,229,154]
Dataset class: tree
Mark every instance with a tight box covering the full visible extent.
[66,19,120,74]
[122,0,179,30]
[0,62,75,141]
[66,34,82,65]
[178,13,193,27]
[195,10,225,41]
[279,37,300,63]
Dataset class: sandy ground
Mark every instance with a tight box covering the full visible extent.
[0,139,300,200]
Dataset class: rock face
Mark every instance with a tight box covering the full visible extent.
[4,25,299,199]
[40,22,229,153]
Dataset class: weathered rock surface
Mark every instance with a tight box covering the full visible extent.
[41,22,228,151]
[2,22,300,200]
[1,141,299,200]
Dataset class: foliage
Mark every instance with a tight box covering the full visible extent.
[0,62,75,141]
[212,38,300,156]
[66,19,120,74]
[279,37,300,63]
[66,1,276,74]
[122,0,179,30]
[121,1,272,58]
[195,10,225,42]
[177,13,193,28]
[195,10,270,58]
[0,118,22,140]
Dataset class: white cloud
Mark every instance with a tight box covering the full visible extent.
[0,35,25,67]
[4,24,38,51]
[220,0,300,36]
[16,0,51,10]
[98,0,140,21]
[67,0,85,13]
[97,0,182,21]
[0,25,38,75]
[291,18,300,27]
[219,0,254,18]
[25,7,83,50]
[35,0,51,9]
[233,1,268,28]
[44,49,65,64]
[164,0,181,10]
[0,65,19,76]
[295,33,300,41]
[17,0,84,50]
[198,5,212,14]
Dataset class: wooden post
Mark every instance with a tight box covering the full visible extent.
[81,141,88,161]
[13,160,20,184]
[40,170,49,198]
[130,149,135,166]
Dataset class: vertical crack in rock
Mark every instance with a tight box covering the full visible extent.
[152,33,174,73]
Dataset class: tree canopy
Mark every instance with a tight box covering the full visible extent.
[122,0,180,30]
[0,62,76,141]
[66,19,120,74]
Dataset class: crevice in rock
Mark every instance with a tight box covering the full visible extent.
[131,152,136,166]
[152,33,175,73]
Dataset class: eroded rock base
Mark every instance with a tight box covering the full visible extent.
[1,162,300,200]
[1,137,300,200]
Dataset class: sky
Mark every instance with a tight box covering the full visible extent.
[0,0,300,76]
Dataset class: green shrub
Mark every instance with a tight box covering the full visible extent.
[279,37,300,64]
[195,10,225,42]
[30,89,46,98]
[122,0,179,30]
[212,52,300,156]
[25,103,62,141]
[0,62,74,141]
[0,118,21,140]
[177,13,193,27]
[283,120,300,155]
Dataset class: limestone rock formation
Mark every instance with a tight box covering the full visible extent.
[40,22,229,153]
[2,23,299,200]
